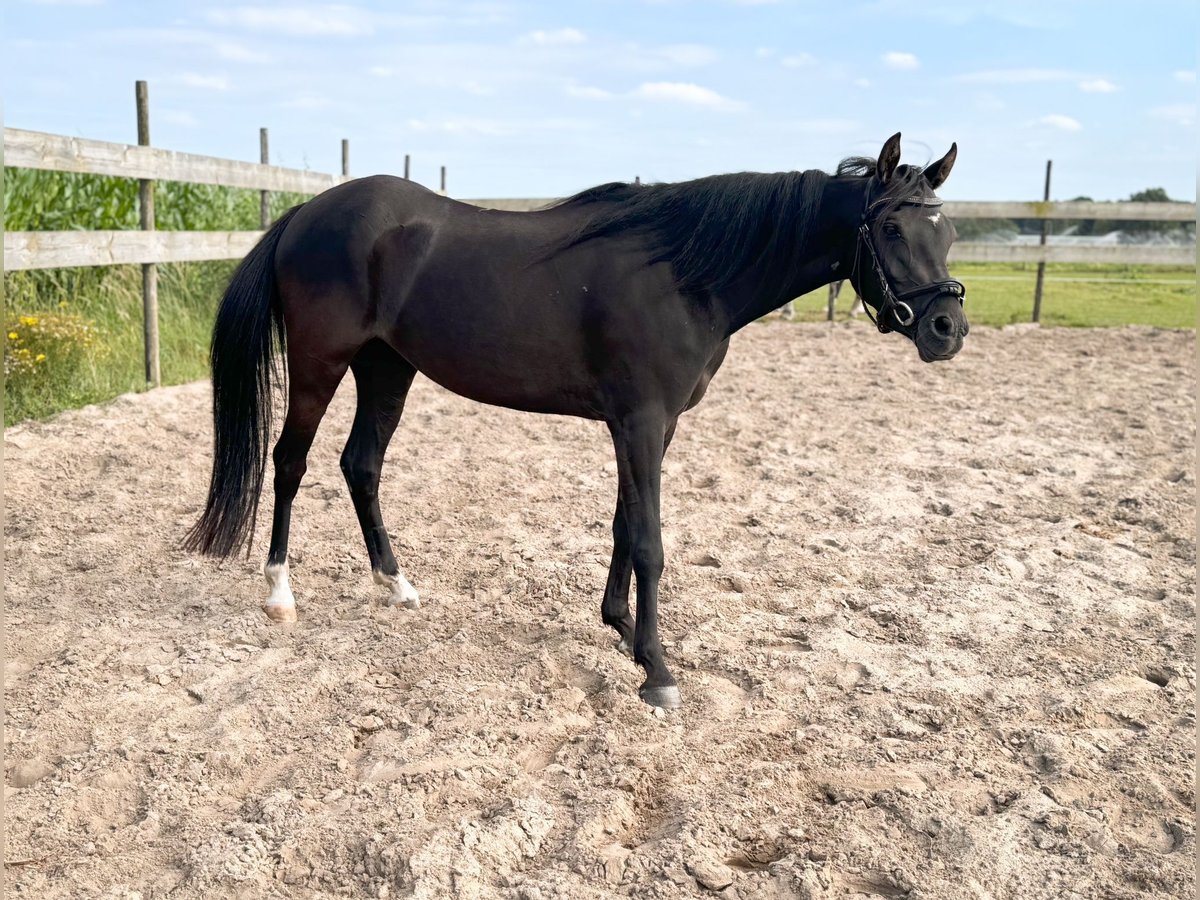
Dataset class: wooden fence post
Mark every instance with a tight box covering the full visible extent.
[1032,159,1052,323]
[341,139,350,178]
[403,154,410,180]
[135,80,160,386]
[259,127,270,228]
[440,165,446,195]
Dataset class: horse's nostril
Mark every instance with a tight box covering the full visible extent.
[933,314,953,338]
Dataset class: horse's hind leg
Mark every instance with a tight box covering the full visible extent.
[607,413,681,709]
[341,340,420,609]
[264,358,349,622]
[601,421,676,654]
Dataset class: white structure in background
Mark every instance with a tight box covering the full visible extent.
[778,281,864,320]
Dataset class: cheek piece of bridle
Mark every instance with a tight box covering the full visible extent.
[852,196,966,335]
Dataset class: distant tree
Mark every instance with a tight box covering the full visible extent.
[953,217,1019,242]
[1129,187,1171,203]
[1068,195,1097,235]
[1123,187,1173,236]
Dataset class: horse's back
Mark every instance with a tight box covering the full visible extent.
[271,178,720,418]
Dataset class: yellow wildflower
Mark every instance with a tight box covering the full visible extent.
[7,331,17,340]
[35,353,47,362]
[19,316,38,327]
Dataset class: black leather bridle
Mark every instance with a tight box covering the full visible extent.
[853,195,966,334]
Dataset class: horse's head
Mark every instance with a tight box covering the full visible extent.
[851,133,968,362]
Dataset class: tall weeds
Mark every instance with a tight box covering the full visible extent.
[4,168,310,425]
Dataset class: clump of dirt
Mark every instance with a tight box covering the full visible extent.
[4,323,1195,898]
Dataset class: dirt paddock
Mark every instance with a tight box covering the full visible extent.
[4,322,1195,899]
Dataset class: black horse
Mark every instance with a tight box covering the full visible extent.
[185,132,967,708]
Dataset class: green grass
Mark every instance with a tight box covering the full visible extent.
[786,262,1196,329]
[4,261,235,424]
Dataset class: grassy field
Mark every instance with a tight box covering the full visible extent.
[786,262,1196,329]
[4,262,235,424]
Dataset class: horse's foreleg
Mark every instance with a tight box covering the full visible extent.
[601,422,677,655]
[608,413,680,709]
[264,360,347,622]
[341,342,420,609]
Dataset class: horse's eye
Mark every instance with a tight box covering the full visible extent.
[883,222,900,237]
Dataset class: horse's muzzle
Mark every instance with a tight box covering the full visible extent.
[914,295,968,362]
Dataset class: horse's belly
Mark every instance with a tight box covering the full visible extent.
[390,304,604,418]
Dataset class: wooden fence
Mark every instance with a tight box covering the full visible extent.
[4,109,1196,382]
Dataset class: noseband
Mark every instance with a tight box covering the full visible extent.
[853,195,966,334]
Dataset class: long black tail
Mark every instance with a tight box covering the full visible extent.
[183,205,303,557]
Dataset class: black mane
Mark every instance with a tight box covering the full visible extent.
[549,157,933,297]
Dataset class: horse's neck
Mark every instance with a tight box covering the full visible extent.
[717,179,865,335]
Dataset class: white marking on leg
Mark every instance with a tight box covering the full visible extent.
[263,562,298,623]
[374,569,421,610]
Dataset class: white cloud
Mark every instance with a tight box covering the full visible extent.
[180,73,230,90]
[1174,70,1197,84]
[522,27,586,46]
[956,68,1074,84]
[866,0,1076,29]
[974,93,1005,112]
[882,51,919,71]
[780,53,815,68]
[754,47,775,58]
[205,5,374,37]
[460,80,494,96]
[631,81,744,111]
[958,68,1117,93]
[213,40,271,63]
[1149,103,1196,127]
[565,83,612,100]
[656,44,718,66]
[1033,114,1082,132]
[407,118,513,136]
[93,26,276,63]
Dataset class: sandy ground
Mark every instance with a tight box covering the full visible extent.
[3,322,1195,900]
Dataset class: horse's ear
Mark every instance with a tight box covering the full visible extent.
[877,132,902,183]
[924,142,958,190]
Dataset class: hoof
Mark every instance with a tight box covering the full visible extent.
[639,683,682,710]
[382,593,420,610]
[616,638,632,657]
[375,570,420,610]
[263,603,297,624]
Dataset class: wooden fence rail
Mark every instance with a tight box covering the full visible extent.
[6,229,1195,271]
[453,196,1199,221]
[5,127,350,195]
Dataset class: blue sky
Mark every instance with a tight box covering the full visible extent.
[4,0,1196,201]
